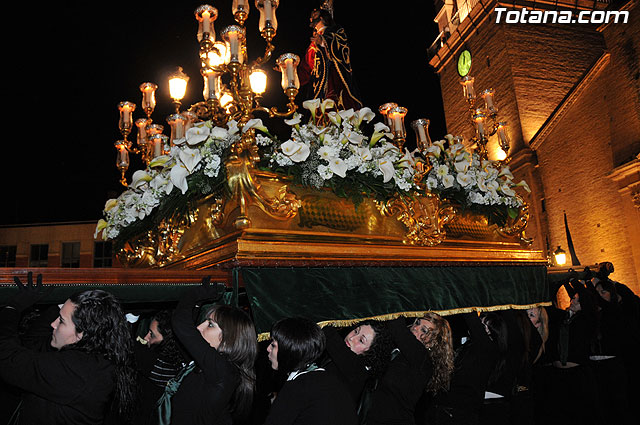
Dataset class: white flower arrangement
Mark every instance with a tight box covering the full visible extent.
[422,135,530,211]
[96,99,532,241]
[95,120,239,240]
[261,99,417,193]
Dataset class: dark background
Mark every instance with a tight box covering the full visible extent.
[3,0,444,225]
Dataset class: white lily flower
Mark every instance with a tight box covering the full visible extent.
[444,134,454,143]
[320,99,335,114]
[303,98,321,113]
[499,166,514,180]
[515,180,531,193]
[151,174,174,194]
[353,107,375,128]
[454,158,470,173]
[131,170,152,189]
[486,180,500,191]
[227,120,239,134]
[329,157,347,178]
[281,139,310,162]
[456,172,475,188]
[378,158,395,183]
[94,219,108,239]
[179,146,202,173]
[356,146,371,161]
[374,122,390,133]
[477,176,488,192]
[186,124,211,145]
[170,163,190,194]
[327,111,341,126]
[243,118,268,133]
[370,122,391,146]
[500,183,516,197]
[303,99,321,121]
[344,129,365,145]
[442,174,455,188]
[284,113,302,126]
[338,108,355,121]
[210,126,229,140]
[148,155,171,168]
[104,199,118,212]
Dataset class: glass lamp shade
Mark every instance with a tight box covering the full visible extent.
[387,106,408,139]
[256,0,279,32]
[117,101,136,134]
[411,118,432,151]
[221,25,246,64]
[202,69,222,100]
[249,69,267,94]
[146,123,164,137]
[139,82,158,117]
[135,118,151,147]
[472,109,487,139]
[168,67,189,101]
[167,114,186,145]
[195,4,218,42]
[182,111,198,132]
[115,141,130,169]
[276,53,300,90]
[460,76,476,102]
[232,0,250,20]
[482,88,497,114]
[554,246,567,266]
[378,102,398,128]
[496,121,510,154]
[149,134,168,159]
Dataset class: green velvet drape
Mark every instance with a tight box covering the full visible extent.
[242,265,549,336]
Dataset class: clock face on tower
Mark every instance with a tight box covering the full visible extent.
[457,50,472,77]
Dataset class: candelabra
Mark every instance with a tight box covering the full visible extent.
[114,1,300,186]
[460,76,510,161]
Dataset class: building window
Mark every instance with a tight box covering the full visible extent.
[29,244,49,267]
[0,245,17,267]
[94,241,113,268]
[61,242,81,268]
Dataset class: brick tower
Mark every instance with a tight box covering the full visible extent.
[428,0,640,291]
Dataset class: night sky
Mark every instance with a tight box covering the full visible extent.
[3,1,444,225]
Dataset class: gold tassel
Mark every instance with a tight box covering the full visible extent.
[256,302,551,342]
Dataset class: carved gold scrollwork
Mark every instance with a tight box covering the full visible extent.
[226,146,301,229]
[116,210,199,268]
[497,200,533,245]
[377,192,457,246]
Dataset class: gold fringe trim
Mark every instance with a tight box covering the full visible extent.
[256,301,551,341]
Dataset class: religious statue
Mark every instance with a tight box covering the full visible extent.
[297,4,363,110]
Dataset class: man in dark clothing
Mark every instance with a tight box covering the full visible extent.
[0,272,135,424]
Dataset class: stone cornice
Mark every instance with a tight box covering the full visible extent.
[528,52,611,150]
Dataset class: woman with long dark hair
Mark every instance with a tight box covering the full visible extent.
[160,282,257,425]
[320,319,393,416]
[264,317,358,425]
[366,314,454,425]
[0,273,136,424]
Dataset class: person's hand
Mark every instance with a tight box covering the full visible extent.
[8,272,52,311]
[190,276,225,304]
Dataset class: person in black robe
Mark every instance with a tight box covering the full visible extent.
[0,272,136,424]
[298,7,363,110]
[264,317,358,425]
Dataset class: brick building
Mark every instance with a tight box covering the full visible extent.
[429,0,640,292]
[0,221,117,269]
